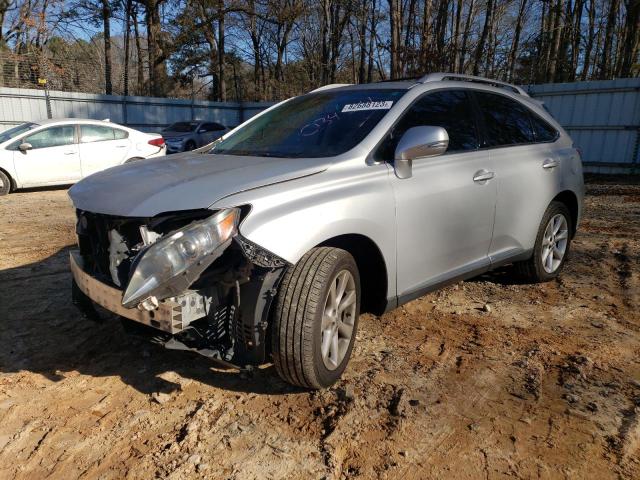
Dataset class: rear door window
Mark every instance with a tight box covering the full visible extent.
[474,92,535,147]
[376,89,479,160]
[80,125,118,143]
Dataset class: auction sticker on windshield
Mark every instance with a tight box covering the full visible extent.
[341,101,393,112]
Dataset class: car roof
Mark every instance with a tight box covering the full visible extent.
[311,72,530,97]
[35,118,127,127]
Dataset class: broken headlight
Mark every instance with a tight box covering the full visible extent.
[121,208,239,308]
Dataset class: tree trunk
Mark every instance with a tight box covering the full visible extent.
[141,0,168,97]
[321,0,331,84]
[123,0,131,96]
[507,0,527,81]
[581,0,596,80]
[451,0,463,72]
[102,0,112,94]
[473,0,494,75]
[420,0,433,72]
[217,0,226,101]
[388,0,401,78]
[620,0,640,77]
[547,0,564,82]
[367,0,376,82]
[357,0,368,83]
[599,0,620,79]
[569,0,584,81]
[132,5,145,95]
[459,0,474,73]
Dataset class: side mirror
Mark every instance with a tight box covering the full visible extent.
[394,126,449,179]
[18,142,33,152]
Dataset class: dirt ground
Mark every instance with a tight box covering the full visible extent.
[0,177,639,480]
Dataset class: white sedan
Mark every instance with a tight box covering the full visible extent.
[0,119,166,195]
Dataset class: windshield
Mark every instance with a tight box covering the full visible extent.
[165,122,198,133]
[0,123,39,143]
[211,89,405,158]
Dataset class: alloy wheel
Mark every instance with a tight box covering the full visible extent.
[320,269,357,370]
[541,213,569,273]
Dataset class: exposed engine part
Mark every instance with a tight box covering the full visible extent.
[138,296,159,311]
[171,290,214,324]
[108,229,128,287]
[139,225,161,246]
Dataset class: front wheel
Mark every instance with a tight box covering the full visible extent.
[271,247,360,389]
[515,201,573,282]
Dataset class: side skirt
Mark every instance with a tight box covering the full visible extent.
[384,249,533,313]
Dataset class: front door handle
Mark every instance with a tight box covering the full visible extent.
[64,151,76,155]
[543,158,559,169]
[473,170,495,183]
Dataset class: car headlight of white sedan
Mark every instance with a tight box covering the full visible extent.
[122,208,239,308]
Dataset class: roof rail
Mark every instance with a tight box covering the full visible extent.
[418,73,529,96]
[310,83,352,93]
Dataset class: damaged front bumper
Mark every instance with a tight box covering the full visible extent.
[71,219,290,366]
[71,250,208,334]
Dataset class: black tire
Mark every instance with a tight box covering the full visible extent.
[0,170,12,196]
[124,157,144,164]
[514,201,573,282]
[271,247,361,389]
[184,140,196,151]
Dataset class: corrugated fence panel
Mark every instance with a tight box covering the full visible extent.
[527,78,640,173]
[2,81,639,172]
[0,87,273,134]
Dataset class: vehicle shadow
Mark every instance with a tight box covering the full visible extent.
[13,184,73,194]
[467,266,531,286]
[0,246,301,396]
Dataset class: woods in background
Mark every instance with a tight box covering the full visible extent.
[0,0,638,101]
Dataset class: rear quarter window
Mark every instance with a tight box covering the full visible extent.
[529,114,559,142]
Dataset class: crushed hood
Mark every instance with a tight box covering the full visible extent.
[68,152,330,217]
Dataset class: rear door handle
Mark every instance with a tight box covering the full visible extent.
[115,145,127,148]
[473,170,495,183]
[543,158,559,169]
[64,151,76,155]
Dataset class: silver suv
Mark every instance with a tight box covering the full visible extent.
[68,74,584,389]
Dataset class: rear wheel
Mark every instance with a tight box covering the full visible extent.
[515,201,572,282]
[271,247,360,389]
[0,170,11,196]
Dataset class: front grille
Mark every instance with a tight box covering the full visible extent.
[76,210,144,286]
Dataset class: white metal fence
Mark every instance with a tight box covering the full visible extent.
[1,78,639,173]
[0,87,271,133]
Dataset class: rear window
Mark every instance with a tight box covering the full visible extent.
[165,122,198,133]
[80,125,127,143]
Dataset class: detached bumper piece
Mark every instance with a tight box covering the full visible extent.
[70,250,205,334]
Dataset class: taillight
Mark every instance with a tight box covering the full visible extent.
[148,137,165,147]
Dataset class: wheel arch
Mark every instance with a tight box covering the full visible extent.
[552,190,579,237]
[317,233,388,316]
[0,166,16,192]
